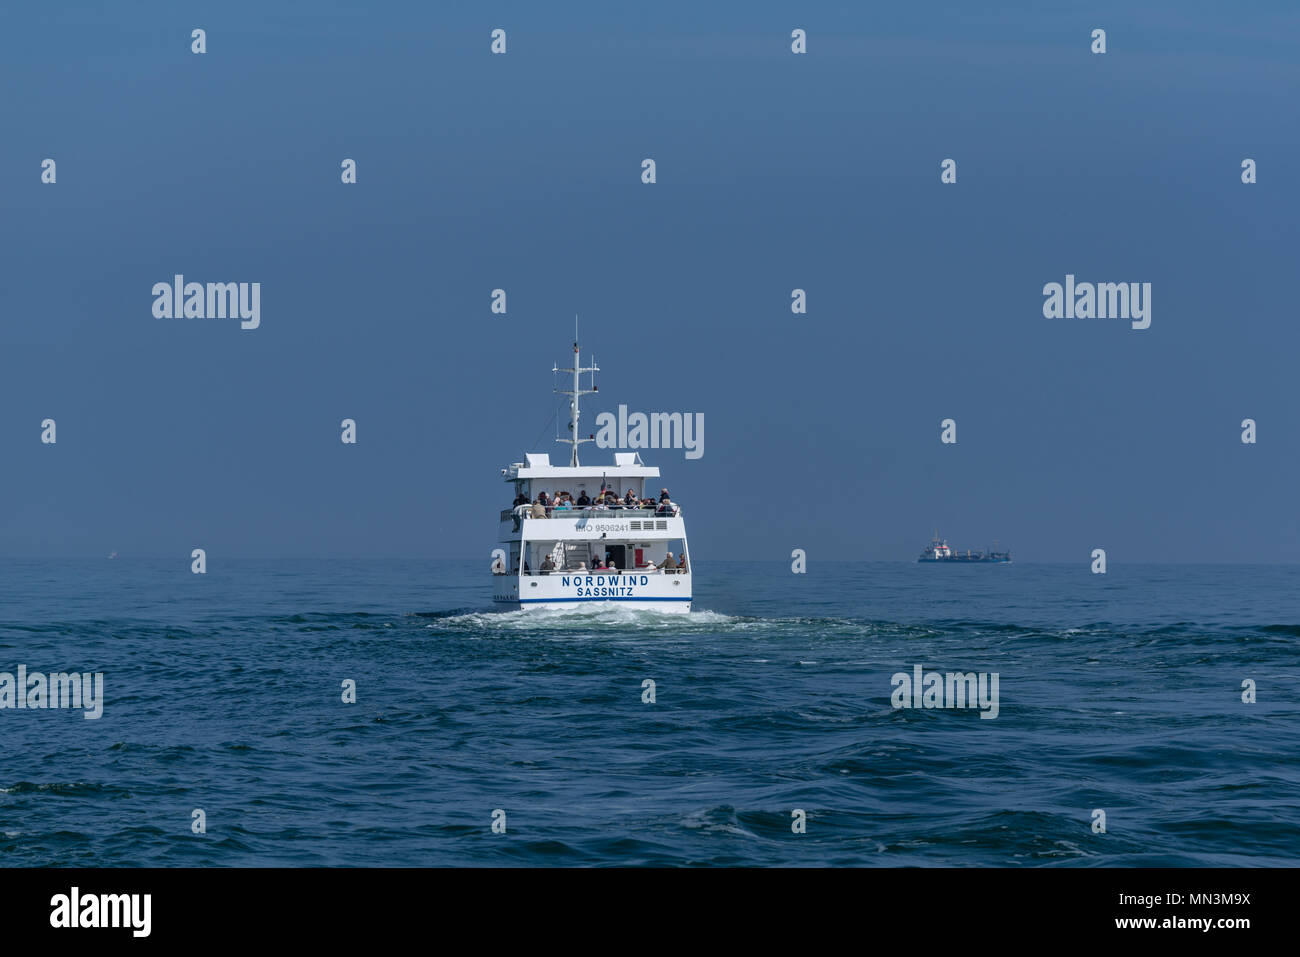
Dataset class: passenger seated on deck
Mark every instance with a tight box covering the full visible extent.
[640,497,656,510]
[593,558,606,569]
[540,554,555,572]
[576,491,591,507]
[656,497,678,517]
[643,560,660,573]
[529,498,547,519]
[661,552,678,574]
[554,496,571,512]
[537,491,550,507]
[513,492,529,507]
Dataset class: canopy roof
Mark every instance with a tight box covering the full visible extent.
[506,452,660,480]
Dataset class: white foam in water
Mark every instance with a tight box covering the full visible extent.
[416,607,874,643]
[437,605,743,633]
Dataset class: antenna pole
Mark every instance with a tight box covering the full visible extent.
[554,316,599,467]
[571,332,580,464]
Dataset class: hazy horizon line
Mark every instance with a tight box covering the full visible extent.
[2,556,1298,567]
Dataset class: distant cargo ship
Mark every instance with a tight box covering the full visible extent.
[917,534,1011,564]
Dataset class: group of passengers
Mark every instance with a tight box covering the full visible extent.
[495,544,689,576]
[535,550,687,574]
[512,487,679,517]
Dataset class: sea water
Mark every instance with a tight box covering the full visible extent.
[1,559,1297,866]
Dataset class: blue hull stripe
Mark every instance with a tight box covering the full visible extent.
[514,596,691,604]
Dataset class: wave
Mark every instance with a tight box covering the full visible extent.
[427,604,753,634]
[1,781,132,797]
[1258,624,1300,637]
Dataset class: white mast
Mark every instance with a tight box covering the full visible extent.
[553,315,599,466]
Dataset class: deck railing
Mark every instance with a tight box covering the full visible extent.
[493,567,689,576]
[499,505,682,522]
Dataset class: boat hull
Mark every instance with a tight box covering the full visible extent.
[494,571,692,612]
[917,558,1012,564]
[494,597,692,613]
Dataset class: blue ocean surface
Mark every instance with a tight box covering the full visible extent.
[1,559,1297,867]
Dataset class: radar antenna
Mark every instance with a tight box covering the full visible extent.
[553,315,599,466]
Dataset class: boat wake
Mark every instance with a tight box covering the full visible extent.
[411,606,901,644]
[430,604,743,634]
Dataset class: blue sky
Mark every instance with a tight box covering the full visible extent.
[1,1,1298,561]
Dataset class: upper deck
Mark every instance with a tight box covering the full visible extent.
[500,449,683,540]
[499,503,684,541]
[504,452,658,485]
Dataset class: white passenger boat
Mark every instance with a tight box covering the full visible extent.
[492,335,692,612]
